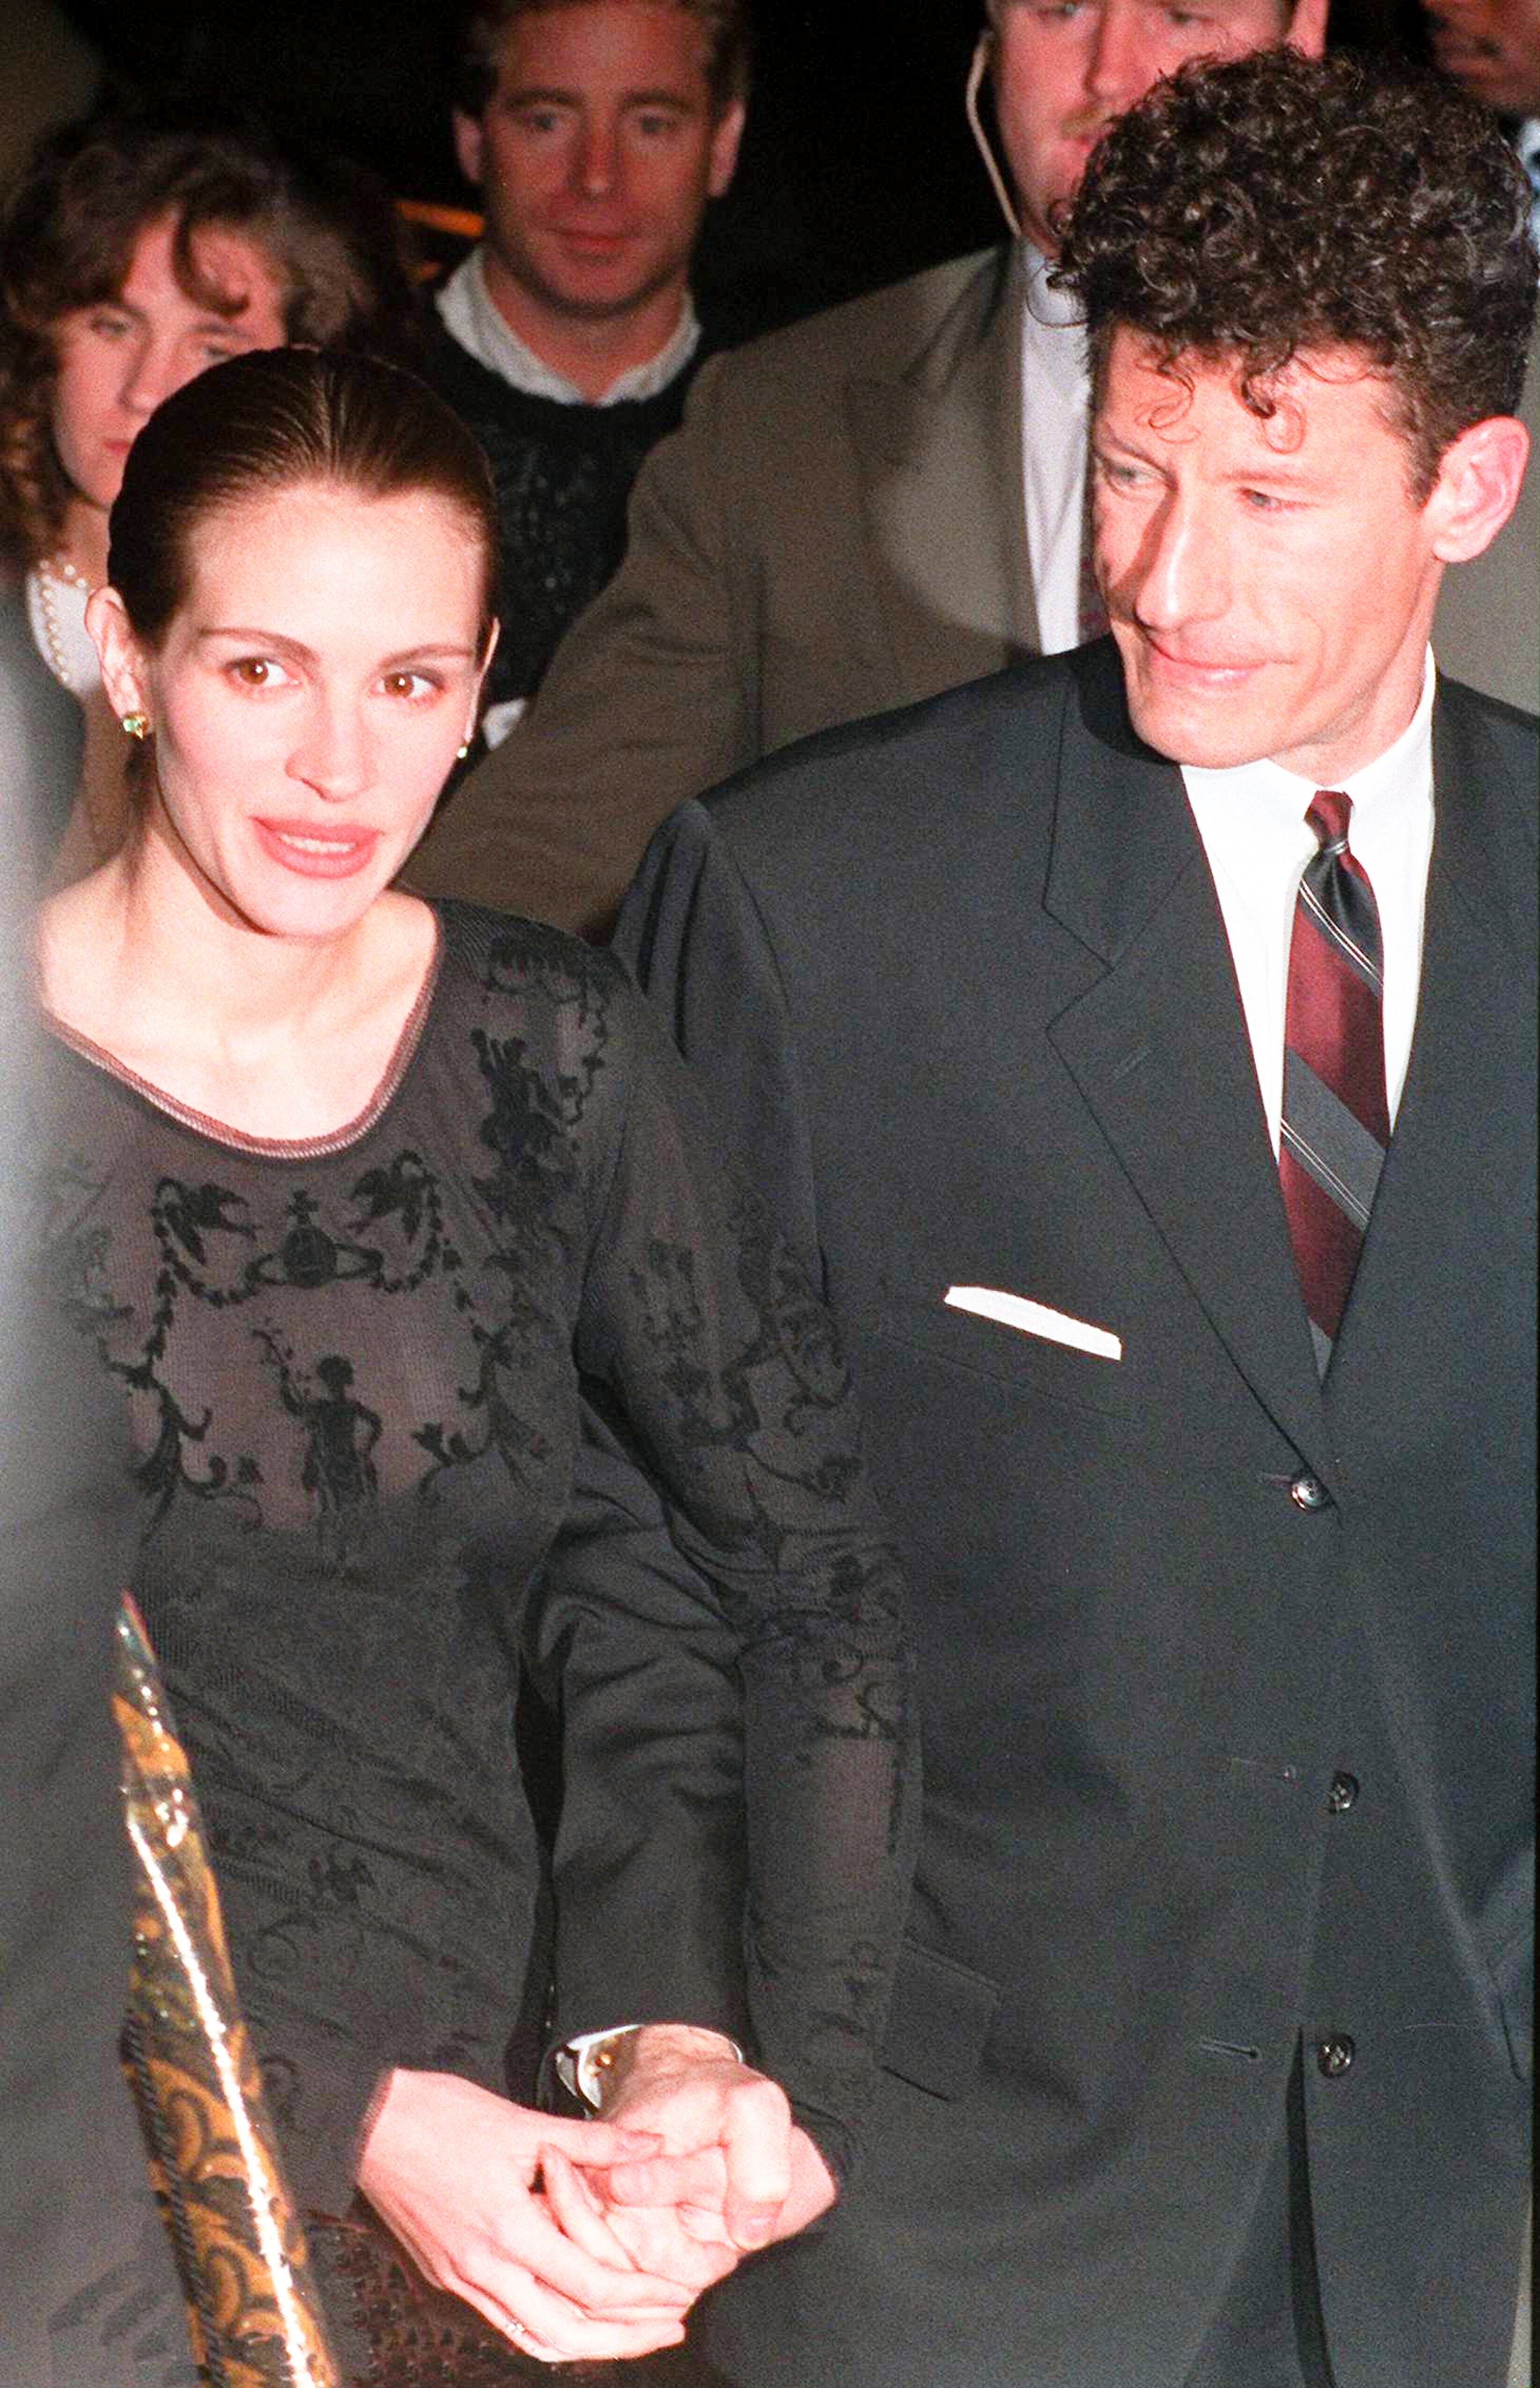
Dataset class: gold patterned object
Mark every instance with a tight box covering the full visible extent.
[113,1595,342,2388]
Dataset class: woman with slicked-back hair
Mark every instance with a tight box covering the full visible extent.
[31,343,915,2380]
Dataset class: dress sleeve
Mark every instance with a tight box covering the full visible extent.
[552,984,918,2172]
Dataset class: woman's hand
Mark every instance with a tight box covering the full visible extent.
[575,2027,839,2286]
[354,2067,696,2362]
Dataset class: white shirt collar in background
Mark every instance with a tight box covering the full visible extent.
[435,247,701,406]
[1516,120,1540,246]
[1182,650,1437,1151]
[1017,243,1092,656]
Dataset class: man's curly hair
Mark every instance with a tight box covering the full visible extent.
[1056,47,1537,498]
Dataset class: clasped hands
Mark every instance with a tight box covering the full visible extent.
[356,2026,835,2364]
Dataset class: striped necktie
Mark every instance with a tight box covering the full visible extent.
[1279,790,1389,1374]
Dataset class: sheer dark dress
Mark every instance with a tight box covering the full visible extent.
[37,902,915,2380]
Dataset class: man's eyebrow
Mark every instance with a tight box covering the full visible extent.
[503,82,698,107]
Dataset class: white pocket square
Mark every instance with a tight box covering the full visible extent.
[944,1285,1122,1363]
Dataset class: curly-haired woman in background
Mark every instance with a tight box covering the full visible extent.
[0,96,414,884]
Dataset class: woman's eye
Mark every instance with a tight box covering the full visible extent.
[228,656,291,688]
[382,671,436,700]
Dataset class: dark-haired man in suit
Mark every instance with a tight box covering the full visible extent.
[601,48,1536,2388]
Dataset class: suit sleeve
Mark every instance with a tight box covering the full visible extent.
[541,979,918,2173]
[405,355,760,940]
[615,799,826,1279]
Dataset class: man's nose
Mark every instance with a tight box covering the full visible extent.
[1085,6,1161,112]
[1124,487,1231,630]
[573,117,620,199]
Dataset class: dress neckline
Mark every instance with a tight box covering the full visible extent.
[43,914,445,1161]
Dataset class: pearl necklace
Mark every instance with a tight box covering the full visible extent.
[33,553,98,695]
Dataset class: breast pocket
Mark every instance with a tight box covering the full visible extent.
[860,1293,1138,1428]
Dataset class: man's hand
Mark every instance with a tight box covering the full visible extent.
[577,2026,838,2285]
[355,2067,692,2363]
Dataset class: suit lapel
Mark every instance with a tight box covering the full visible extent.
[845,246,1039,703]
[1326,683,1537,1400]
[1042,647,1328,1466]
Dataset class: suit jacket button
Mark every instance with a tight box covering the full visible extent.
[1328,1771,1359,1812]
[1316,2035,1356,2078]
[1289,1472,1329,1511]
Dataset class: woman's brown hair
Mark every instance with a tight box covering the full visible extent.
[0,97,417,569]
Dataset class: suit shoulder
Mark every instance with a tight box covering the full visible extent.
[1436,672,1538,742]
[1435,672,1539,795]
[701,651,1075,880]
[702,246,1012,396]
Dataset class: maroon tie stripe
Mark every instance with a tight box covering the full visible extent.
[1279,790,1390,1373]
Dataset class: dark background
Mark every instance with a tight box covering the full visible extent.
[51,0,1432,333]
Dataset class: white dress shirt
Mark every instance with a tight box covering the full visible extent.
[435,246,701,406]
[1017,244,1092,655]
[1181,652,1437,1153]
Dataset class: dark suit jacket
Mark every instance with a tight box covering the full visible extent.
[616,642,1536,2388]
[408,245,1035,935]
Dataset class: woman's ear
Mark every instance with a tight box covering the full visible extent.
[86,587,152,724]
[467,617,501,744]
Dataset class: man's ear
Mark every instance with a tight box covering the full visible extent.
[1427,414,1530,563]
[86,587,152,724]
[707,99,746,200]
[1285,0,1330,61]
[452,109,486,191]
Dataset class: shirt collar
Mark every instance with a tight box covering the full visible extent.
[435,246,701,406]
[1018,240,1085,330]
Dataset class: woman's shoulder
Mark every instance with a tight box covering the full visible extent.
[428,899,641,1038]
[420,898,665,1134]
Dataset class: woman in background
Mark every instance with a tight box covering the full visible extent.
[34,345,914,2376]
[0,97,414,881]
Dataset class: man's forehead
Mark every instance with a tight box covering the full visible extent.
[494,0,711,74]
[1103,332,1391,412]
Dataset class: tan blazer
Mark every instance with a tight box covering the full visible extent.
[407,245,1039,934]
